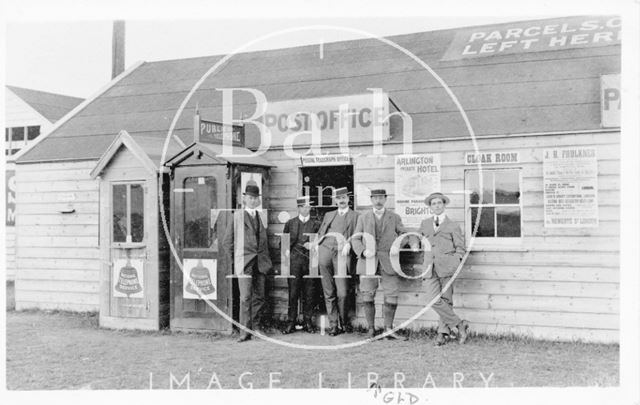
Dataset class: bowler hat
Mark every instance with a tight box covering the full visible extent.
[243,180,261,197]
[425,192,449,205]
[370,189,387,197]
[296,196,311,206]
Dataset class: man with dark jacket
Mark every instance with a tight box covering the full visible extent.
[222,182,272,342]
[281,196,321,334]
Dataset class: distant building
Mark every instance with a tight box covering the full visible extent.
[5,85,83,156]
[5,86,83,284]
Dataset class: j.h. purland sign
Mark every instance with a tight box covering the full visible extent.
[442,15,620,61]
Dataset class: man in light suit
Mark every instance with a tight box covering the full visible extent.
[418,192,469,346]
[317,187,359,336]
[351,189,409,340]
[222,182,272,342]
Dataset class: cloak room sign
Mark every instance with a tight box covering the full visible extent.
[543,147,598,228]
[442,16,620,61]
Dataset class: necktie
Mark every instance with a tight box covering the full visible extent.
[435,216,439,227]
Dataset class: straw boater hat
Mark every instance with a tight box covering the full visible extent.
[332,187,351,198]
[296,195,311,207]
[424,192,450,205]
[370,189,387,197]
[243,180,261,197]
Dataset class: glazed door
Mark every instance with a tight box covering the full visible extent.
[109,181,152,319]
[172,166,231,331]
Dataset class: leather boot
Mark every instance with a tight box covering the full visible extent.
[383,303,406,341]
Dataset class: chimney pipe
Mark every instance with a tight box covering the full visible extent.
[112,21,125,79]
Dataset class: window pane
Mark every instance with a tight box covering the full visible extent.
[27,126,40,140]
[467,170,493,204]
[112,184,127,242]
[496,170,520,204]
[497,207,521,237]
[11,127,24,142]
[130,184,144,242]
[470,207,495,237]
[184,177,217,248]
[5,128,9,142]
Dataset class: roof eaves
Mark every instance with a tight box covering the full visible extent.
[14,60,147,164]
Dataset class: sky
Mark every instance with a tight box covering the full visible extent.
[1,0,625,99]
[3,15,569,99]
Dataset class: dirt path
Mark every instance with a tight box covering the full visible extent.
[6,311,619,389]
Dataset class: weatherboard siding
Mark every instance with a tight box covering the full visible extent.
[264,131,620,343]
[14,160,101,312]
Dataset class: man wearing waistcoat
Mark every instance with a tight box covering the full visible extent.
[281,196,321,334]
[317,187,359,336]
[351,189,409,340]
[222,182,272,343]
[418,192,469,346]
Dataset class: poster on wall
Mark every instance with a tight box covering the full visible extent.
[543,147,599,228]
[6,169,16,226]
[394,154,441,227]
[112,259,144,299]
[183,258,217,300]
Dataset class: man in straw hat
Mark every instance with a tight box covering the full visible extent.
[418,192,469,346]
[281,195,321,334]
[222,181,272,342]
[351,189,410,340]
[316,186,359,336]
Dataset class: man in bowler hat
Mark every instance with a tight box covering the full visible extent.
[222,181,272,342]
[351,189,410,340]
[281,196,321,334]
[316,187,359,336]
[418,192,469,346]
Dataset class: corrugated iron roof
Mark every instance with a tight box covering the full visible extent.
[17,15,621,163]
[6,85,84,123]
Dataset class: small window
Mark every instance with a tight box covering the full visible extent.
[112,183,144,243]
[184,176,217,249]
[11,127,24,142]
[466,169,522,243]
[27,126,40,140]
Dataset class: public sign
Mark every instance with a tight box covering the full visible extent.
[543,146,599,228]
[183,258,217,300]
[196,117,245,147]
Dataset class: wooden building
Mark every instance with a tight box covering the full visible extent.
[4,86,83,288]
[13,16,620,342]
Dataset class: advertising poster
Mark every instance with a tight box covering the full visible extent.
[394,154,441,227]
[112,259,145,299]
[183,258,217,300]
[543,147,598,228]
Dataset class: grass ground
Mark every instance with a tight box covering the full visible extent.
[6,310,619,390]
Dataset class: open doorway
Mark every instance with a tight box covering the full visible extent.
[299,164,355,325]
[300,165,354,221]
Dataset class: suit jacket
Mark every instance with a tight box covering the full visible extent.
[222,209,272,275]
[317,208,359,274]
[418,216,465,278]
[351,209,407,275]
[282,216,321,262]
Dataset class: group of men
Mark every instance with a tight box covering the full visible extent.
[224,183,469,346]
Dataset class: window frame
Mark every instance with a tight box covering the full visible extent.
[464,167,524,249]
[111,180,146,247]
